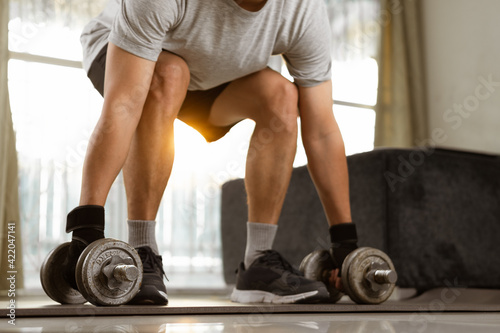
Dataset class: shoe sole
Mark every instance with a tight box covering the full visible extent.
[230,289,322,304]
[127,285,169,305]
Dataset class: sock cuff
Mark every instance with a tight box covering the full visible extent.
[247,221,278,231]
[127,219,159,255]
[127,219,156,224]
[244,222,278,268]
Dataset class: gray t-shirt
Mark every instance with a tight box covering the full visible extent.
[81,0,332,91]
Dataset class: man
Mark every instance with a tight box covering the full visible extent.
[63,0,358,305]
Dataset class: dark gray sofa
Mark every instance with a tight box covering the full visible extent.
[221,148,500,290]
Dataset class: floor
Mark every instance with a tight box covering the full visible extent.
[2,289,500,333]
[4,312,500,333]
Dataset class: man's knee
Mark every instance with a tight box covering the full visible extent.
[149,52,190,103]
[260,73,299,135]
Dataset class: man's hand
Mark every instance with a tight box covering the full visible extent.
[329,268,344,291]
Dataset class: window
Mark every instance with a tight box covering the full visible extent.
[8,0,380,291]
[327,0,380,155]
[8,0,110,291]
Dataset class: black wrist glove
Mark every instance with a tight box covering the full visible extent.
[329,223,358,273]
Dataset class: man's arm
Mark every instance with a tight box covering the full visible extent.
[80,42,156,205]
[298,80,352,226]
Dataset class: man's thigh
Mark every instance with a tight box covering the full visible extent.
[208,68,298,128]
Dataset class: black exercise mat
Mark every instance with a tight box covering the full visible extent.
[2,288,500,318]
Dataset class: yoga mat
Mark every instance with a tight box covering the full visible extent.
[2,288,499,318]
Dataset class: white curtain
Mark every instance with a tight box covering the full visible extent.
[1,0,23,291]
[375,0,428,147]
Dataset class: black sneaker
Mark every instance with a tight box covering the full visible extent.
[127,246,168,305]
[230,250,330,304]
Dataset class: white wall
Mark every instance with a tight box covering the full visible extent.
[422,0,500,154]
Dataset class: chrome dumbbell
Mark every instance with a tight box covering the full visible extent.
[40,238,142,306]
[300,247,397,304]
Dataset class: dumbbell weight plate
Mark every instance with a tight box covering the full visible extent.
[341,247,397,304]
[299,250,343,303]
[40,242,86,304]
[75,239,143,306]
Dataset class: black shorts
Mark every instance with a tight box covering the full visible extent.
[87,45,235,143]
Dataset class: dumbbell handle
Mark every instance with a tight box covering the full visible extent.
[113,265,139,282]
[367,269,397,284]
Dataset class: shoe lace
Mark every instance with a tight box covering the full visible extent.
[258,250,301,275]
[137,247,169,281]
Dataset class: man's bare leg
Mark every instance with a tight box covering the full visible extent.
[211,69,330,304]
[209,68,299,269]
[121,51,189,305]
[210,68,299,225]
[123,51,190,221]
